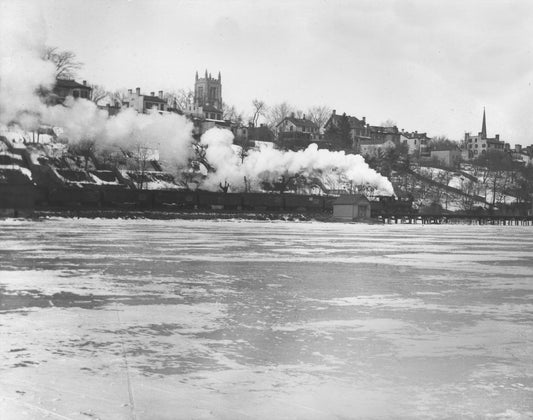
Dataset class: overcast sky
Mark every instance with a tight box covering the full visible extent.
[23,0,533,145]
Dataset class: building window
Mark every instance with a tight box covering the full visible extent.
[475,144,478,148]
[81,90,88,99]
[73,90,80,98]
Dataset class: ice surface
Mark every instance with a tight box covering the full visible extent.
[0,219,532,419]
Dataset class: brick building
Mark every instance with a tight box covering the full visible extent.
[464,108,508,159]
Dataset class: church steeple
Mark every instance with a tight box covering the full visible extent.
[481,107,487,139]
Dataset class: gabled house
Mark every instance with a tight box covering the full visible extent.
[51,79,92,104]
[276,113,319,149]
[368,125,400,144]
[323,110,370,150]
[277,114,319,138]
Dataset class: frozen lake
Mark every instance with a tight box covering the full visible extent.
[1,219,532,419]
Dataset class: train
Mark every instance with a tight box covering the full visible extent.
[38,187,412,215]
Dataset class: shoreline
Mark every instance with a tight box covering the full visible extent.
[31,208,337,222]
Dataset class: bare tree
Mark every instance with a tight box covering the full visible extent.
[219,180,230,193]
[42,46,83,79]
[164,88,194,110]
[110,89,128,107]
[251,99,267,127]
[90,84,108,105]
[266,102,295,128]
[68,139,96,171]
[222,102,243,123]
[428,136,459,151]
[306,105,331,131]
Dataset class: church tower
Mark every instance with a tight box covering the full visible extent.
[481,107,487,139]
[194,70,222,111]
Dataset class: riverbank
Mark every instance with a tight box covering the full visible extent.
[32,208,335,222]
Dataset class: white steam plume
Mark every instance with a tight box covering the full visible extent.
[0,2,55,128]
[0,2,193,167]
[200,128,394,195]
[43,99,193,167]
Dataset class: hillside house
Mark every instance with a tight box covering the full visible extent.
[124,88,168,113]
[323,110,371,151]
[369,125,401,144]
[359,138,396,157]
[51,79,92,104]
[276,114,319,149]
[400,131,430,156]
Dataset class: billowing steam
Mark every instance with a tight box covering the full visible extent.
[0,3,55,127]
[0,3,193,167]
[43,99,193,168]
[200,128,394,195]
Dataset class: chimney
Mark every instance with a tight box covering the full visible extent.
[332,109,336,115]
[158,90,163,99]
[303,114,306,120]
[290,112,295,118]
[150,91,155,96]
[136,87,140,96]
[82,80,87,86]
[495,134,500,140]
[362,116,366,124]
[128,89,132,95]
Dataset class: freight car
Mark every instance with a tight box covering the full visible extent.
[283,194,325,211]
[48,187,101,208]
[153,190,197,209]
[197,191,242,210]
[370,195,414,217]
[101,188,153,209]
[241,192,284,210]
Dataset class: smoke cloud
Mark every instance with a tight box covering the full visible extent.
[200,128,394,195]
[43,99,193,167]
[0,2,193,167]
[0,2,55,128]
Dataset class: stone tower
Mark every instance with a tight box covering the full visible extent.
[194,70,222,110]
